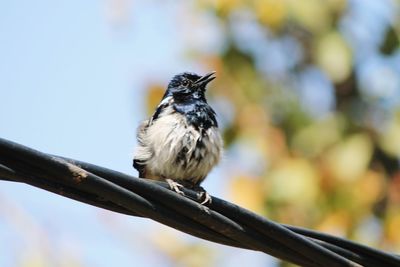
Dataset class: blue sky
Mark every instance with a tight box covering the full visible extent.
[0,1,273,266]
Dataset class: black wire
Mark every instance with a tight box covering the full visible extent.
[0,139,318,267]
[286,225,400,267]
[58,159,324,266]
[0,157,248,251]
[312,240,385,267]
[0,165,131,215]
[63,157,356,267]
[1,137,400,266]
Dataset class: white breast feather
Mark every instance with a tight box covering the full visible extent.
[134,105,223,183]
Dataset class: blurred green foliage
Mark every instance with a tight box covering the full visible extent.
[146,0,400,265]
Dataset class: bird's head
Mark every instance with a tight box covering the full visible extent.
[165,71,216,102]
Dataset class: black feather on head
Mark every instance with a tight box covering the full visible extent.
[168,72,202,89]
[164,71,216,100]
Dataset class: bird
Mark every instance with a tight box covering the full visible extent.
[133,71,223,204]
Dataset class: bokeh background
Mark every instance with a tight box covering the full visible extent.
[1,0,400,266]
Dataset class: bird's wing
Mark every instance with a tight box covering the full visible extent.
[133,96,173,177]
[148,96,172,126]
[133,119,150,177]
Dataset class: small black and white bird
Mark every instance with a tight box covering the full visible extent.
[133,71,223,204]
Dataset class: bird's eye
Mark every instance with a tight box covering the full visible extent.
[181,80,190,86]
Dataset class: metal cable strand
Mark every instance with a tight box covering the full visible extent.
[285,225,400,267]
[60,158,400,267]
[1,137,399,266]
[0,156,250,252]
[60,157,356,267]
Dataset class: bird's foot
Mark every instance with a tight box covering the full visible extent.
[193,186,212,205]
[166,179,185,196]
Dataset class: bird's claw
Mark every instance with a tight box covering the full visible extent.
[166,179,185,196]
[194,186,212,205]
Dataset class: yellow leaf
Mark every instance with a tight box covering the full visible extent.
[292,114,344,157]
[255,0,287,30]
[386,212,400,245]
[315,31,352,83]
[266,158,319,206]
[200,0,242,15]
[380,118,400,157]
[353,171,386,207]
[146,84,165,116]
[317,211,350,237]
[325,134,373,182]
[150,230,215,267]
[288,0,331,33]
[229,176,265,213]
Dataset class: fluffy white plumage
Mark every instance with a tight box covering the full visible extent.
[134,98,223,185]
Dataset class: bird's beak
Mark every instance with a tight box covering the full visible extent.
[194,71,216,88]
